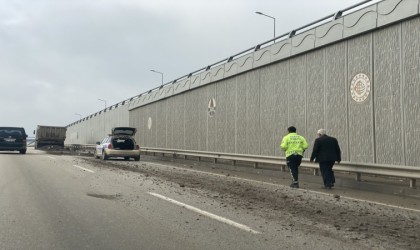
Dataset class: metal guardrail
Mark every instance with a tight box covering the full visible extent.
[64,144,419,188]
[140,147,419,189]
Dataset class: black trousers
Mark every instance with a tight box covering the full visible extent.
[319,161,336,187]
[286,155,302,183]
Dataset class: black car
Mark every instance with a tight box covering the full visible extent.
[0,127,28,154]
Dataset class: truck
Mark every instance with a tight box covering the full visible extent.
[34,125,67,149]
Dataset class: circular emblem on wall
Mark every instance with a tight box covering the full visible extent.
[350,73,371,103]
[147,117,152,130]
[208,98,216,117]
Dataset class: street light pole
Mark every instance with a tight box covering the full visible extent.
[255,11,276,42]
[98,98,107,109]
[150,69,164,86]
[74,113,82,120]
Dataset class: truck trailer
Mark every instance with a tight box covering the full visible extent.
[35,125,67,149]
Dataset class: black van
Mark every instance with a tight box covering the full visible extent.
[0,127,28,154]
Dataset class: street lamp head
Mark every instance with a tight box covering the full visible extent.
[256,11,263,15]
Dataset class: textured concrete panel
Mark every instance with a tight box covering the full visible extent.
[173,95,185,149]
[315,19,344,48]
[236,54,254,74]
[215,81,228,152]
[348,34,374,163]
[189,75,201,90]
[200,70,212,86]
[198,87,208,151]
[291,30,315,55]
[236,74,247,154]
[374,25,404,165]
[166,97,175,149]
[288,57,307,132]
[173,78,190,95]
[162,85,174,99]
[272,62,290,157]
[344,5,378,38]
[211,65,225,82]
[184,91,200,150]
[254,48,271,68]
[306,50,325,156]
[402,18,420,166]
[271,40,292,63]
[156,100,167,148]
[224,60,238,78]
[245,71,260,155]
[225,78,237,153]
[378,0,419,27]
[324,43,349,161]
[259,65,278,156]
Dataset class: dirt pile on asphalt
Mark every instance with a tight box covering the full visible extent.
[81,157,420,250]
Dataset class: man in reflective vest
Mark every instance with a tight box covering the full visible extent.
[281,126,309,188]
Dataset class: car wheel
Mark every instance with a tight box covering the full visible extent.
[134,156,140,161]
[102,151,109,160]
[19,149,27,154]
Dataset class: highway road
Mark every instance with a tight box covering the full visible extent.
[1,149,419,250]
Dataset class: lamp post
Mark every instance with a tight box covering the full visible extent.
[255,11,276,42]
[98,98,107,109]
[150,69,164,86]
[74,113,82,120]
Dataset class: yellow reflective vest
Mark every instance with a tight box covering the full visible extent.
[281,132,309,157]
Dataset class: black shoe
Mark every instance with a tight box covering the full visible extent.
[290,183,299,188]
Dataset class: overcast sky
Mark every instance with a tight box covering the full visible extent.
[0,0,381,135]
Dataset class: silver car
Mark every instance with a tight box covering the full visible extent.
[94,127,140,161]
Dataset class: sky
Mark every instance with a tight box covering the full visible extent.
[0,0,382,135]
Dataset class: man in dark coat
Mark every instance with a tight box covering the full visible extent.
[310,129,341,189]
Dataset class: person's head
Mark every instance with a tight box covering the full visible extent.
[317,128,326,137]
[288,126,297,133]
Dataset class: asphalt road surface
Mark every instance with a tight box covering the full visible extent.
[1,149,419,250]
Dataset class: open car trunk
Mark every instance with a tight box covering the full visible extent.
[111,137,135,150]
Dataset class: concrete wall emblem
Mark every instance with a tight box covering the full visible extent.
[208,98,216,117]
[147,117,152,130]
[350,73,371,103]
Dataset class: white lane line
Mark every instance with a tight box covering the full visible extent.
[148,192,261,234]
[46,156,57,160]
[73,165,95,173]
[146,162,420,214]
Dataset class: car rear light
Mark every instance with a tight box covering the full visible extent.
[135,145,140,150]
[108,144,113,149]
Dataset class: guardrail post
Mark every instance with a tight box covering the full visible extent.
[153,152,155,156]
[356,173,362,181]
[184,155,187,159]
[254,162,258,168]
[410,179,416,189]
[313,169,319,176]
[232,160,236,166]
[214,158,217,164]
[198,157,201,162]
[281,165,286,172]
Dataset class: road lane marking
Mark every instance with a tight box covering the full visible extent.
[145,162,420,214]
[46,156,56,160]
[73,165,95,173]
[148,192,261,234]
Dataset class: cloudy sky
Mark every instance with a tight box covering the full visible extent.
[0,0,380,135]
